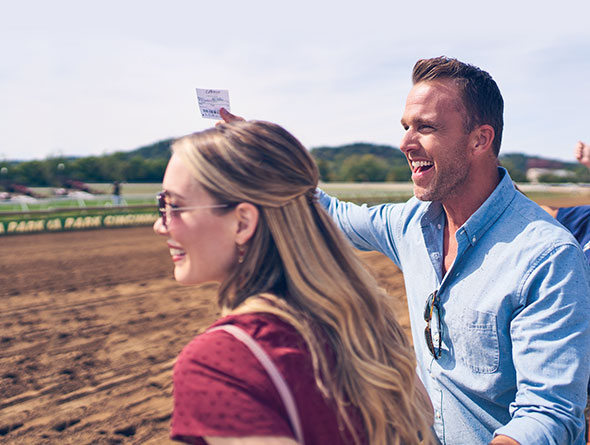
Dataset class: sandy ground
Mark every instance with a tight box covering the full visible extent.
[0,226,408,444]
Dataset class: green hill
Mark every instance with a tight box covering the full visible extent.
[126,138,174,160]
[2,140,589,187]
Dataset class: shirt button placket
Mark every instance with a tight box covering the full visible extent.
[429,373,444,440]
[432,385,443,433]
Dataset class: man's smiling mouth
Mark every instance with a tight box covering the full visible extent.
[411,160,434,173]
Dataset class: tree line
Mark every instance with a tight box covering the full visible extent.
[1,140,173,187]
[1,139,588,187]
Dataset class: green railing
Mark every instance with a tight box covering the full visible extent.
[0,204,157,236]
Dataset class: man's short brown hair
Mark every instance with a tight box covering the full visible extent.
[412,56,504,156]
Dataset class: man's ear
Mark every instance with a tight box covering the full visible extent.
[471,124,495,155]
[234,202,259,245]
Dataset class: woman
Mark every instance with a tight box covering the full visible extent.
[153,120,433,445]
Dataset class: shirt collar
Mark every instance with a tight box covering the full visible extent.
[421,167,516,246]
[461,167,515,246]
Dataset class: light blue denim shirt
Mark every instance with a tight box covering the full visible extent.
[319,168,590,444]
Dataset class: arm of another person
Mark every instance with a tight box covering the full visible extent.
[539,204,558,218]
[542,206,590,261]
[494,243,590,444]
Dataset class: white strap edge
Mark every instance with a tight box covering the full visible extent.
[207,325,305,445]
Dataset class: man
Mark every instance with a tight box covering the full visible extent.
[541,141,590,262]
[316,57,590,444]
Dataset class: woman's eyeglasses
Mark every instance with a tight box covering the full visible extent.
[157,192,228,228]
[424,290,442,359]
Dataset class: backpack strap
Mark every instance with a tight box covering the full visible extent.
[207,324,305,445]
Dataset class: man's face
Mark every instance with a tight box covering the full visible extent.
[400,80,474,203]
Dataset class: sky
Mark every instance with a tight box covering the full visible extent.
[1,1,590,162]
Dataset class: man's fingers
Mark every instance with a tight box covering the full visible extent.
[219,107,245,123]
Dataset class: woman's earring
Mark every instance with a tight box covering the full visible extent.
[237,244,246,264]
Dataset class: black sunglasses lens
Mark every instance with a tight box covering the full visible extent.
[424,291,441,359]
[157,193,167,225]
[424,326,435,356]
[424,293,433,321]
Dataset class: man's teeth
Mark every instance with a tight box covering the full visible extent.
[170,248,185,256]
[412,161,433,168]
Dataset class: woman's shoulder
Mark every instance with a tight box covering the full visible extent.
[211,312,303,344]
[184,312,309,373]
[172,311,363,445]
[171,312,302,442]
[178,311,307,372]
[209,311,294,334]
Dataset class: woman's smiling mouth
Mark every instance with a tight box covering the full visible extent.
[168,242,186,261]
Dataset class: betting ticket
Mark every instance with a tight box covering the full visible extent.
[195,88,230,119]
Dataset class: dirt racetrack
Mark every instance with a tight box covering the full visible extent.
[0,226,409,444]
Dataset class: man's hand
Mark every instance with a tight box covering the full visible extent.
[575,141,590,169]
[218,107,245,124]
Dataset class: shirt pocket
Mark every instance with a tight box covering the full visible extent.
[453,308,499,374]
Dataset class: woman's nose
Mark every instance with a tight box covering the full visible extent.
[153,217,167,235]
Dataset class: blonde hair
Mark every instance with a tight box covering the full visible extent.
[173,120,433,445]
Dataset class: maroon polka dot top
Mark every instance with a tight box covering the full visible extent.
[170,312,367,444]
